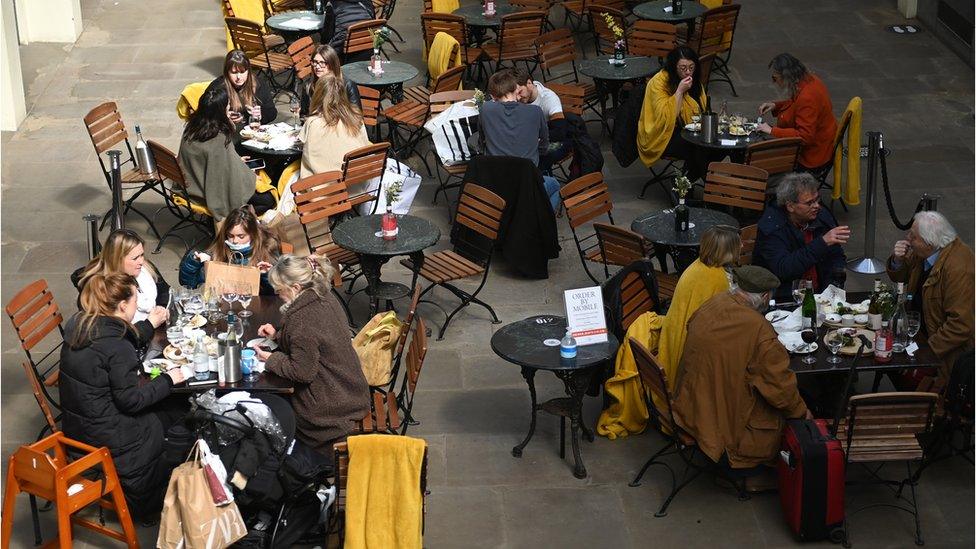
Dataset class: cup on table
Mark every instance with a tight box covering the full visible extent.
[841,314,855,326]
[240,348,258,382]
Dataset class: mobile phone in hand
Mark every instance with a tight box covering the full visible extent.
[245,158,266,171]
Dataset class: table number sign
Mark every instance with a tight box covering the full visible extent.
[563,287,608,345]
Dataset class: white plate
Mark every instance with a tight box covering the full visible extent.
[765,310,790,324]
[778,332,819,354]
[246,337,278,351]
[684,123,701,132]
[186,314,207,329]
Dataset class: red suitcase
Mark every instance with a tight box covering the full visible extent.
[778,418,846,542]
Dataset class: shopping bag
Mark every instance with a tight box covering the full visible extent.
[204,251,260,296]
[424,100,480,165]
[352,311,403,386]
[198,439,233,506]
[156,472,185,549]
[357,159,422,215]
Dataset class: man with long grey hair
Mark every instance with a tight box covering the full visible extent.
[888,211,974,382]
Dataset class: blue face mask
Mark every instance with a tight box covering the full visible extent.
[225,240,252,254]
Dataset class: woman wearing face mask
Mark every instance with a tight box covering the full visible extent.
[59,273,186,523]
[252,254,369,455]
[72,229,170,345]
[210,49,278,128]
[178,207,281,295]
[299,44,361,117]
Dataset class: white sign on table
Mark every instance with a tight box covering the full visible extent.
[563,287,608,346]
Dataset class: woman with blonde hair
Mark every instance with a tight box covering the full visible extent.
[72,229,170,343]
[298,74,371,178]
[210,49,277,128]
[253,254,369,453]
[656,225,742,387]
[299,44,362,116]
[60,273,185,522]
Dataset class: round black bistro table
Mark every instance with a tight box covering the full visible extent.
[491,315,619,479]
[631,206,738,272]
[331,214,441,315]
[681,127,766,162]
[579,55,659,133]
[265,10,326,42]
[632,1,708,38]
[453,3,519,28]
[238,137,303,160]
[341,61,419,103]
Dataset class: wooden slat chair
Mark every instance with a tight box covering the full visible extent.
[510,0,556,29]
[701,162,769,221]
[292,171,361,320]
[835,392,938,546]
[587,5,627,56]
[559,173,616,284]
[387,283,423,391]
[402,43,462,104]
[400,184,506,340]
[359,316,429,434]
[147,140,215,254]
[5,280,65,440]
[738,223,757,266]
[627,337,710,517]
[83,102,164,236]
[332,437,429,543]
[342,19,388,62]
[810,105,855,209]
[593,224,677,302]
[627,20,677,61]
[287,35,316,83]
[744,137,802,178]
[222,0,286,49]
[341,143,390,215]
[535,28,601,123]
[561,0,625,32]
[425,89,477,210]
[23,363,59,438]
[481,11,546,73]
[690,4,740,96]
[698,51,715,93]
[385,64,466,164]
[420,13,484,70]
[226,17,294,93]
[357,85,383,142]
[371,0,405,51]
[1,433,139,549]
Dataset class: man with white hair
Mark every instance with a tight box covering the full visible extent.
[888,211,974,379]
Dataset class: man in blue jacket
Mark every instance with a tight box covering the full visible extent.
[753,173,849,300]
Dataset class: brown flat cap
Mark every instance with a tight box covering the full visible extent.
[732,265,780,293]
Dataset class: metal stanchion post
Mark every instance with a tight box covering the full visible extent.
[83,214,101,259]
[846,131,886,275]
[107,150,125,231]
[919,193,940,212]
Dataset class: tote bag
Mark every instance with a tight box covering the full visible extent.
[204,251,260,296]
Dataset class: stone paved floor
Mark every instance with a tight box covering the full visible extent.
[1,0,973,547]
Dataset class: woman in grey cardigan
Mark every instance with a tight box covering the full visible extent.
[253,254,369,454]
[177,85,276,219]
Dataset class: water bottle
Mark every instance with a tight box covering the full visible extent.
[134,125,156,175]
[193,334,209,381]
[560,329,577,359]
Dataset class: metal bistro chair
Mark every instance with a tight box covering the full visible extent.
[400,184,506,340]
[147,140,215,254]
[424,89,477,212]
[593,223,677,302]
[341,142,391,215]
[358,316,429,435]
[83,102,164,237]
[559,173,616,284]
[481,11,546,73]
[810,104,855,211]
[287,35,316,86]
[420,13,485,79]
[384,64,466,169]
[690,4,740,96]
[627,20,677,63]
[535,28,602,125]
[744,137,802,179]
[738,223,757,265]
[587,5,627,56]
[358,85,383,143]
[701,161,769,223]
[342,19,389,63]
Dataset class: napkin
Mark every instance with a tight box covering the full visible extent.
[817,284,847,307]
[777,331,812,353]
[280,17,320,30]
[242,138,268,150]
[268,135,298,151]
[662,5,672,12]
[719,138,738,146]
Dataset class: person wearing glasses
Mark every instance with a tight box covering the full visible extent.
[756,53,837,172]
[753,173,849,300]
[299,44,362,117]
[637,46,719,182]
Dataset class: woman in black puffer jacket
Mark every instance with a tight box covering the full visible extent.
[59,273,187,521]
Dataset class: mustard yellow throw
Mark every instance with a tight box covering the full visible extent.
[637,70,708,168]
[832,96,862,206]
[597,312,664,439]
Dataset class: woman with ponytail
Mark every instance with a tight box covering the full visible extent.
[253,254,369,453]
[60,273,186,522]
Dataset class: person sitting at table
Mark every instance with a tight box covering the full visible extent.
[673,266,811,483]
[756,53,837,172]
[60,272,186,523]
[299,44,362,117]
[178,85,277,219]
[481,69,560,210]
[208,49,277,129]
[252,254,369,455]
[178,206,281,295]
[656,226,740,390]
[72,229,170,345]
[887,211,974,383]
[513,67,570,173]
[637,46,717,182]
[298,74,371,179]
[753,173,848,300]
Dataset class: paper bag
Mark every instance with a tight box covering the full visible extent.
[156,471,185,549]
[204,260,260,296]
[352,311,403,386]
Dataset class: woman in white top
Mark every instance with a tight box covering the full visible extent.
[72,229,170,346]
[298,74,371,179]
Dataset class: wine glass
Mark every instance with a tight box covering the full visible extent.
[237,283,253,319]
[289,95,301,130]
[791,279,812,305]
[800,328,818,365]
[906,311,921,361]
[221,284,238,312]
[248,110,261,131]
[826,333,843,365]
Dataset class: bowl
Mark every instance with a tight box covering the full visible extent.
[841,314,855,326]
[825,313,842,324]
[851,303,869,314]
[853,314,869,325]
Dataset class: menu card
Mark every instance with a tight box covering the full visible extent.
[564,287,608,345]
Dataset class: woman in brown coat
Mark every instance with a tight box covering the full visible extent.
[253,254,369,453]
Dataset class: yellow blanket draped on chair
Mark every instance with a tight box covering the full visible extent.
[177,81,211,121]
[597,312,664,440]
[427,32,462,82]
[832,96,862,206]
[345,435,425,549]
[224,0,267,50]
[431,0,459,13]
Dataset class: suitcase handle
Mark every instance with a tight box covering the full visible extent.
[829,337,871,436]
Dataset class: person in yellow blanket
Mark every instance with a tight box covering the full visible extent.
[656,226,741,389]
[637,46,720,182]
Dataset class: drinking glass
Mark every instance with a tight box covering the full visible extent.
[249,111,261,131]
[221,284,238,312]
[792,279,812,305]
[906,311,921,361]
[826,334,843,365]
[800,327,818,365]
[289,96,301,130]
[237,284,253,319]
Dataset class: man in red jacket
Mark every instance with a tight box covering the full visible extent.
[756,53,838,171]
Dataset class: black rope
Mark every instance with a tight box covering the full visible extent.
[878,145,925,231]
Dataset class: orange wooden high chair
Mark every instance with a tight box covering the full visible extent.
[1,432,138,549]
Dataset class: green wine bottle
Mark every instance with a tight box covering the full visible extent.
[801,286,817,329]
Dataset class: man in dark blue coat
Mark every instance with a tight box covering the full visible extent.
[753,173,849,300]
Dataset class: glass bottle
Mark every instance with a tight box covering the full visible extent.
[484,0,496,16]
[874,320,892,363]
[560,329,577,359]
[370,49,383,75]
[672,0,683,15]
[891,282,908,353]
[134,125,156,175]
[801,286,817,329]
[674,197,689,232]
[193,334,209,381]
[719,100,728,124]
[314,0,324,15]
[382,204,398,240]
